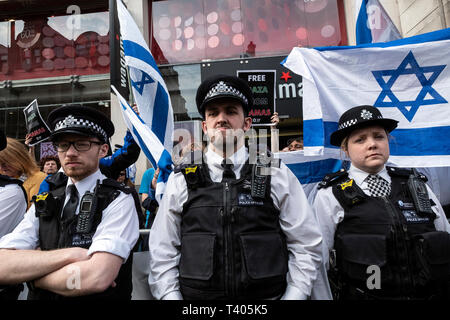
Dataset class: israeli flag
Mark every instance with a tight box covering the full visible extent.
[276,151,344,204]
[355,0,401,44]
[112,85,172,201]
[283,28,450,168]
[114,0,174,200]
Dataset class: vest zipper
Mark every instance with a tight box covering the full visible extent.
[222,181,236,298]
[382,196,413,297]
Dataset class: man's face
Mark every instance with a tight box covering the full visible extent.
[55,134,108,183]
[201,99,252,155]
[43,160,58,174]
[288,140,303,151]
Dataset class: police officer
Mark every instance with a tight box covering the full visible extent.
[314,105,450,299]
[0,130,27,300]
[148,75,323,300]
[0,105,139,300]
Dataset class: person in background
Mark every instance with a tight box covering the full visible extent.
[39,156,60,175]
[139,167,159,230]
[0,137,46,209]
[0,130,28,300]
[314,105,450,300]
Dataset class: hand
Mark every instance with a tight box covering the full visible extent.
[63,247,90,263]
[132,104,140,115]
[151,168,160,190]
[271,112,279,126]
[25,133,32,146]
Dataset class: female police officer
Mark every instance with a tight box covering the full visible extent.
[314,105,450,300]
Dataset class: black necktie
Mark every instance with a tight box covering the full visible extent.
[367,174,391,197]
[221,159,235,182]
[62,184,79,221]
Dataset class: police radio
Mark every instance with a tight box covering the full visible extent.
[76,191,97,234]
[251,165,269,198]
[407,169,433,216]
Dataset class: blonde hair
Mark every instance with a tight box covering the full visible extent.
[0,137,40,177]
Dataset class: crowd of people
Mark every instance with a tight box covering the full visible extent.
[0,74,449,301]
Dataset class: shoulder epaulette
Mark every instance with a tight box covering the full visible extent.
[99,178,133,194]
[386,166,428,182]
[318,169,348,189]
[179,164,205,189]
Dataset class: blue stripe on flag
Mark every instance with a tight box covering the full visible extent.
[305,118,450,156]
[390,126,450,156]
[313,27,450,51]
[152,83,170,144]
[122,40,161,76]
[303,119,339,148]
[286,159,343,184]
[157,149,173,184]
[356,0,372,45]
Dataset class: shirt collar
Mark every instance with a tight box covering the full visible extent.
[66,169,105,197]
[204,146,248,181]
[349,164,390,185]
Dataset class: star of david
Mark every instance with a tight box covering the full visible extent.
[131,70,154,95]
[372,51,447,122]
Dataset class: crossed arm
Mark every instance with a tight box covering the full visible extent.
[0,248,122,297]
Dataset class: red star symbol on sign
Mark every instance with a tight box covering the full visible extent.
[280,71,292,82]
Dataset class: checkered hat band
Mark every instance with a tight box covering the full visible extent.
[338,115,384,130]
[54,115,108,142]
[205,81,248,105]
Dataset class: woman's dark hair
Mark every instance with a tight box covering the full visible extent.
[39,155,61,171]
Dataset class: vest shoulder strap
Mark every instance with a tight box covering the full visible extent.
[387,166,428,182]
[318,169,349,189]
[332,178,366,211]
[179,164,207,189]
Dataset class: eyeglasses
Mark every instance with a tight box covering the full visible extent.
[54,140,102,152]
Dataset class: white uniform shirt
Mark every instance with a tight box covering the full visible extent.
[0,183,27,238]
[313,164,450,271]
[148,147,324,300]
[0,169,139,261]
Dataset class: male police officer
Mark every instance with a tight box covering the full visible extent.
[0,130,28,300]
[0,105,139,299]
[148,75,323,300]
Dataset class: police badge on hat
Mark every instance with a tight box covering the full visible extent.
[330,105,398,147]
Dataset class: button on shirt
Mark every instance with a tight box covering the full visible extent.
[148,147,324,300]
[0,169,139,262]
[313,164,450,272]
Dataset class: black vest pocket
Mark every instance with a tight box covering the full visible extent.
[239,231,288,281]
[179,233,216,280]
[413,231,450,282]
[336,233,388,283]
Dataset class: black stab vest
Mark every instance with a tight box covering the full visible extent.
[328,167,450,299]
[28,173,133,300]
[178,163,288,300]
[0,174,27,204]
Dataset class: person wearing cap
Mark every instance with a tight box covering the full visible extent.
[148,74,323,300]
[0,105,139,300]
[313,105,450,300]
[0,130,28,300]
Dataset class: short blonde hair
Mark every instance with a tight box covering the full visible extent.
[0,137,40,177]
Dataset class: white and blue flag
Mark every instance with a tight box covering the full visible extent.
[276,151,345,204]
[283,28,450,168]
[355,0,401,44]
[114,0,174,200]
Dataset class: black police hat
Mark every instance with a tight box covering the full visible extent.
[330,105,398,147]
[196,74,253,117]
[0,129,6,151]
[47,105,114,143]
